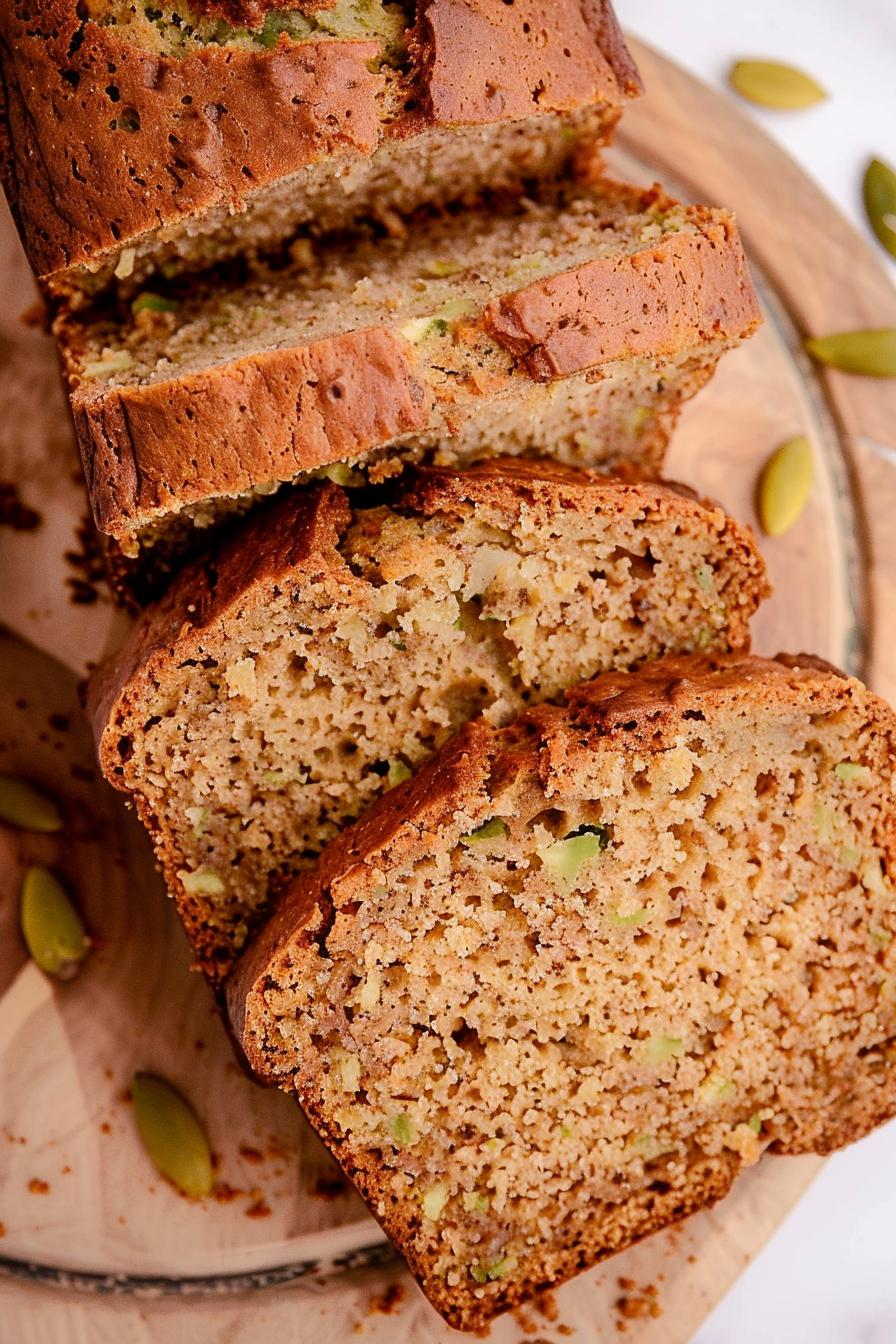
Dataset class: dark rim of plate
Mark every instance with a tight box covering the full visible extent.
[0,1239,398,1297]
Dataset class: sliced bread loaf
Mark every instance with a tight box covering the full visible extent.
[229,653,896,1330]
[0,0,640,301]
[58,178,761,576]
[88,460,769,987]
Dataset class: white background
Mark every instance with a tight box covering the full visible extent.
[612,4,896,1341]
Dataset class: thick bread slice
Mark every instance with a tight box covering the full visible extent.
[88,460,769,987]
[57,179,761,571]
[0,0,640,299]
[228,653,896,1330]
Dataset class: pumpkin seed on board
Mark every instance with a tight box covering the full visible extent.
[863,159,896,261]
[758,437,814,537]
[19,865,89,978]
[131,1073,214,1199]
[804,330,896,378]
[0,776,64,832]
[728,60,827,110]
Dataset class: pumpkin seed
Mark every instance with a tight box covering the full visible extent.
[461,818,508,844]
[758,436,814,537]
[131,1073,214,1199]
[81,350,133,380]
[0,776,64,832]
[804,329,896,377]
[728,60,826,109]
[386,760,412,789]
[863,159,896,260]
[131,292,180,316]
[19,865,88,978]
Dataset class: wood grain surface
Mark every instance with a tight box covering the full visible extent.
[1,35,896,1344]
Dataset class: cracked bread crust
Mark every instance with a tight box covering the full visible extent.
[0,0,639,291]
[228,653,896,1329]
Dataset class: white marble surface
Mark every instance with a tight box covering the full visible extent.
[612,4,896,1341]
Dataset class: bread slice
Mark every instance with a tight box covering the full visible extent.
[0,0,640,301]
[57,178,761,575]
[88,460,769,988]
[228,652,896,1330]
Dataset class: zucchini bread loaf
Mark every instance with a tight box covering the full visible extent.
[0,0,641,301]
[229,653,896,1330]
[58,179,761,578]
[88,460,769,987]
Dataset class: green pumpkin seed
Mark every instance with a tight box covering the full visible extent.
[863,159,896,261]
[461,818,508,844]
[758,436,814,537]
[728,60,826,109]
[131,1073,214,1199]
[20,865,88,978]
[386,760,412,789]
[804,329,896,378]
[131,292,180,316]
[0,776,64,832]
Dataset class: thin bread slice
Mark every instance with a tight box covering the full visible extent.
[228,653,896,1330]
[0,0,640,301]
[88,460,769,987]
[57,178,761,577]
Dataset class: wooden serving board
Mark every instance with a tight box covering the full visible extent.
[1,36,895,1344]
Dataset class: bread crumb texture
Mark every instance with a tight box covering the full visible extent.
[59,179,759,549]
[91,463,768,986]
[87,0,409,60]
[1,0,637,290]
[231,654,896,1330]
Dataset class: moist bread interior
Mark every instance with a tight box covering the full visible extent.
[232,657,896,1328]
[97,469,768,983]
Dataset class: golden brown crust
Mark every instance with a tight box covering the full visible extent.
[62,208,760,543]
[400,454,717,517]
[411,0,642,127]
[71,327,432,534]
[485,214,763,380]
[0,0,640,285]
[0,0,382,280]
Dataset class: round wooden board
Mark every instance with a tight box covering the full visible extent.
[1,35,896,1344]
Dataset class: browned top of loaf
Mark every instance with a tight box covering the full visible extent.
[409,0,642,127]
[0,0,640,282]
[85,458,749,760]
[64,202,760,542]
[228,652,854,1031]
